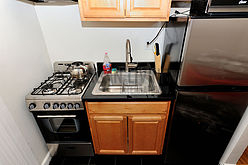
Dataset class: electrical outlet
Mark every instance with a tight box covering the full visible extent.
[145,41,152,50]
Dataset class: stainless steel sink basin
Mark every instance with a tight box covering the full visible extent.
[92,70,162,95]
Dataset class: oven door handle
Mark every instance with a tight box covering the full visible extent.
[37,115,77,118]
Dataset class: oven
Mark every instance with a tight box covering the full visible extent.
[32,110,94,156]
[26,61,96,156]
[33,110,90,143]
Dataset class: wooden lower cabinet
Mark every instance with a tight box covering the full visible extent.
[237,147,248,165]
[86,101,170,155]
[128,115,166,155]
[90,115,128,154]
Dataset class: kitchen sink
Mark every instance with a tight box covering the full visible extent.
[92,70,162,95]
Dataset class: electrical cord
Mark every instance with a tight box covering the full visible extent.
[147,9,190,46]
[147,22,167,45]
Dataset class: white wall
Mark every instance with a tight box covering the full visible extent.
[35,5,167,64]
[220,106,248,165]
[0,0,52,164]
[0,97,38,165]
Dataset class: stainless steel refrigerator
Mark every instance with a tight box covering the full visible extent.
[166,17,248,165]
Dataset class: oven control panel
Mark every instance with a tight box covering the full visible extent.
[26,100,84,111]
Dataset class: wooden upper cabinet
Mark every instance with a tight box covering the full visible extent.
[90,115,128,155]
[78,0,171,21]
[79,0,125,18]
[128,115,166,155]
[126,0,171,18]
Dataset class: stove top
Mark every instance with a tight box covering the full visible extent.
[26,61,95,111]
[31,72,92,96]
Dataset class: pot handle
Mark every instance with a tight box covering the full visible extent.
[72,61,84,66]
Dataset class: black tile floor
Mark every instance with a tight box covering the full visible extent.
[50,155,167,165]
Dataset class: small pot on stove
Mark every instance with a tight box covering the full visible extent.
[68,61,88,80]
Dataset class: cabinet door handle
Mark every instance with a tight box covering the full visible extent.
[37,115,76,118]
[93,116,123,121]
[132,116,162,121]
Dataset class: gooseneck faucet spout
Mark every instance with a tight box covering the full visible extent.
[125,39,137,72]
[126,39,131,72]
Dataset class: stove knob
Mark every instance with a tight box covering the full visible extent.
[44,103,50,109]
[67,103,73,109]
[74,103,80,109]
[29,103,36,110]
[60,103,66,109]
[53,103,59,109]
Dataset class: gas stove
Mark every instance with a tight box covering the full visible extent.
[25,61,95,111]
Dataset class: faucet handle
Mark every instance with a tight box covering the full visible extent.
[128,63,138,69]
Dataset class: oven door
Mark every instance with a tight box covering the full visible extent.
[33,111,91,143]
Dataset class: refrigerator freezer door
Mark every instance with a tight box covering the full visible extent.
[208,0,248,13]
[178,18,248,86]
[166,91,248,164]
[210,0,248,5]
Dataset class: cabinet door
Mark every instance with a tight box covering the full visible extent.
[80,0,125,18]
[128,115,167,155]
[126,0,171,18]
[90,115,128,155]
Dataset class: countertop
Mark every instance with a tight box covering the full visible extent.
[82,62,176,102]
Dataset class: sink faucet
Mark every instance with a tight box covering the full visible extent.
[125,39,137,72]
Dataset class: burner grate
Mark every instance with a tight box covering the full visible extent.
[31,72,92,96]
[31,72,71,95]
[57,74,92,95]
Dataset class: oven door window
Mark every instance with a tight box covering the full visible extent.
[49,118,80,133]
[38,115,80,134]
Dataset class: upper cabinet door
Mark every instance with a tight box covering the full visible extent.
[80,0,125,18]
[126,0,171,18]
